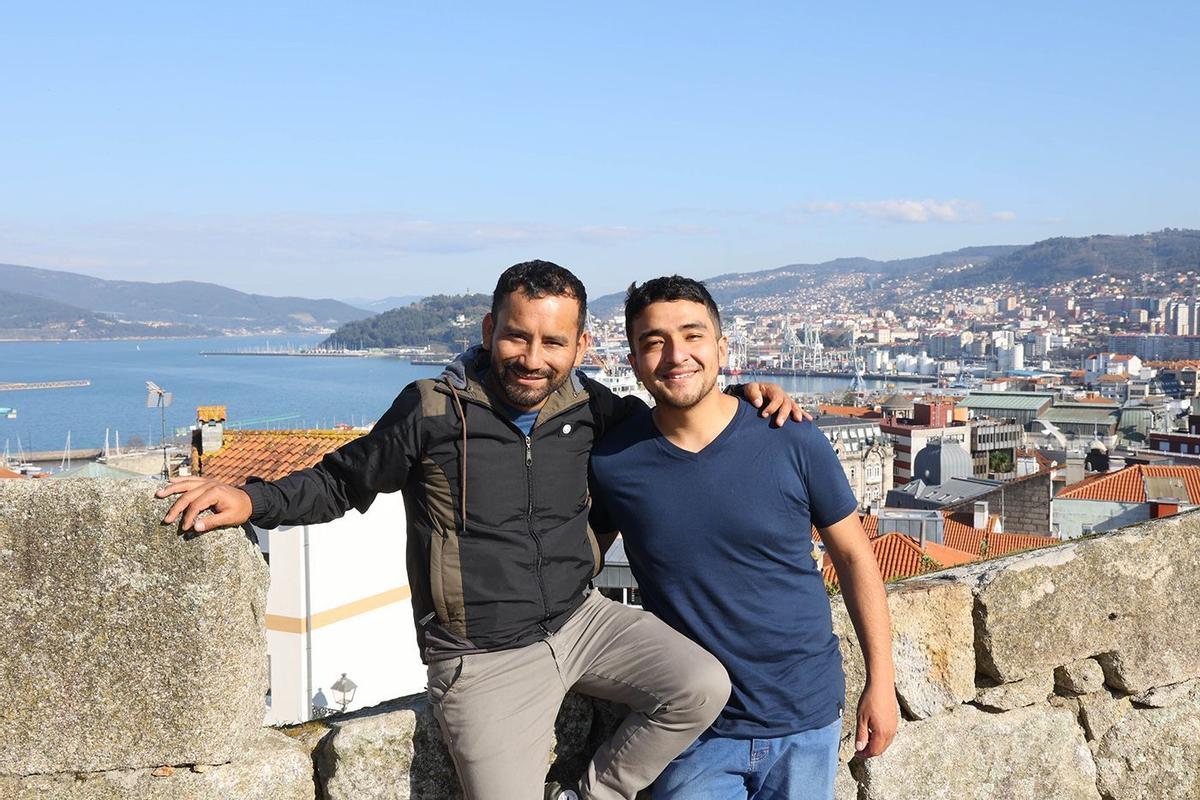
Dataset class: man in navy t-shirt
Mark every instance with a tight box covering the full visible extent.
[589,276,898,799]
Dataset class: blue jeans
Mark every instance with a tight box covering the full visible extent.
[652,718,841,799]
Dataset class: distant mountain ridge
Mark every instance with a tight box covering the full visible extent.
[0,289,208,339]
[589,229,1200,316]
[589,244,1022,316]
[941,229,1200,288]
[0,263,371,335]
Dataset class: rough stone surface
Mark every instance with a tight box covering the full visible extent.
[1055,657,1107,695]
[853,704,1099,800]
[0,481,270,775]
[1077,691,1132,741]
[961,511,1200,691]
[7,481,1200,799]
[309,692,595,800]
[973,672,1053,711]
[1132,678,1200,708]
[0,731,313,800]
[833,579,973,725]
[1094,686,1200,800]
[834,759,858,800]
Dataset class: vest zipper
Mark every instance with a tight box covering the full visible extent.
[526,434,550,623]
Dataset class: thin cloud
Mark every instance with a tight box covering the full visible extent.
[785,199,1017,224]
[0,213,712,286]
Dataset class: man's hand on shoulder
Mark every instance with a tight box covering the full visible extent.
[155,477,253,533]
[741,381,812,427]
[854,680,898,758]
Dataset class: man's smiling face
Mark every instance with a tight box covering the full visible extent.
[628,299,727,410]
[482,288,589,411]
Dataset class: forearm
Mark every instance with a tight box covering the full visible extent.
[835,553,895,686]
[243,465,356,529]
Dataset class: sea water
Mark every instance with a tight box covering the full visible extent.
[0,335,895,454]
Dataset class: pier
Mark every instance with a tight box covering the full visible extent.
[0,380,91,392]
[20,448,104,464]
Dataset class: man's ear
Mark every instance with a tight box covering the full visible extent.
[574,329,592,367]
[718,335,729,369]
[481,313,494,351]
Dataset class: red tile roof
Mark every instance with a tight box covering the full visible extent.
[815,508,1057,588]
[942,515,1056,558]
[822,533,979,588]
[1147,360,1200,369]
[1056,465,1200,503]
[195,429,365,485]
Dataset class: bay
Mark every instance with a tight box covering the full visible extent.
[0,336,900,456]
[0,336,443,454]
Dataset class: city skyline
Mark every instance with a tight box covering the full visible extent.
[1,2,1197,298]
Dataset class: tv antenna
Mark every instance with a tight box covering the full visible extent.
[146,381,173,479]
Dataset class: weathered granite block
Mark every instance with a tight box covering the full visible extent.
[974,672,1053,711]
[961,511,1200,692]
[0,731,313,800]
[833,579,974,726]
[0,481,270,775]
[1055,657,1107,695]
[1077,691,1131,741]
[852,704,1099,800]
[1094,684,1200,800]
[1132,677,1199,709]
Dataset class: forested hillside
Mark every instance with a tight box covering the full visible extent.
[321,294,491,349]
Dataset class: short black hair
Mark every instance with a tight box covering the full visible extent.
[624,275,722,348]
[492,260,588,333]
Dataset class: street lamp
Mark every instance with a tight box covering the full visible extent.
[330,673,358,712]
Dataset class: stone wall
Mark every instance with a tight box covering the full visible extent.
[0,481,314,799]
[944,469,1053,534]
[2,480,1196,799]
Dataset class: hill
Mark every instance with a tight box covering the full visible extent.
[321,293,491,349]
[941,228,1200,288]
[0,289,208,339]
[589,244,1021,317]
[589,229,1200,316]
[0,263,371,333]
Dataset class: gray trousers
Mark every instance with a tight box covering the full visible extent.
[427,590,731,800]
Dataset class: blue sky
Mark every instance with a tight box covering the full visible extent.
[1,2,1197,300]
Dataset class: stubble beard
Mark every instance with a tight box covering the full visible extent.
[649,371,719,411]
[492,360,569,409]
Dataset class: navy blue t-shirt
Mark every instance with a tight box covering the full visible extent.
[589,399,859,738]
